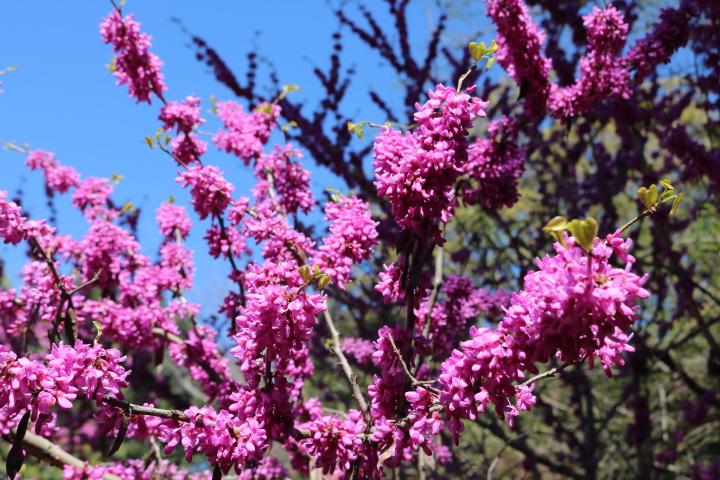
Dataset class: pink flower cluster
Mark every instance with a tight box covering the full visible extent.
[25,150,80,194]
[237,456,288,480]
[501,230,649,370]
[373,84,488,245]
[243,197,317,264]
[156,201,192,239]
[100,9,166,103]
[158,405,267,475]
[439,231,648,441]
[176,165,235,220]
[342,337,377,366]
[0,341,129,433]
[485,0,553,118]
[300,409,365,475]
[627,2,694,84]
[0,190,54,245]
[460,116,526,210]
[71,177,114,219]
[168,325,231,400]
[376,258,433,309]
[416,275,510,359]
[213,101,280,164]
[314,195,379,289]
[159,95,204,132]
[80,219,146,289]
[62,459,212,480]
[253,144,315,215]
[549,6,631,119]
[160,95,208,165]
[231,260,327,376]
[368,325,418,418]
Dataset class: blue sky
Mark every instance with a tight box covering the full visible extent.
[0,0,467,313]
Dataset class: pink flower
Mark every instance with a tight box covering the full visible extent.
[25,150,80,194]
[231,260,327,376]
[460,116,525,210]
[156,201,192,239]
[213,101,280,164]
[548,6,631,120]
[175,165,235,220]
[485,0,553,118]
[253,144,315,215]
[373,84,488,245]
[100,10,166,103]
[300,411,365,475]
[72,177,113,217]
[159,95,205,132]
[314,195,379,289]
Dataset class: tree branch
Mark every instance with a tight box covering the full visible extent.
[322,301,371,423]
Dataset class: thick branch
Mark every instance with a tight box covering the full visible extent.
[4,429,121,480]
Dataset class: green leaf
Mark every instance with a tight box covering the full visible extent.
[93,321,103,345]
[670,192,683,216]
[659,178,674,191]
[145,136,155,149]
[469,42,486,61]
[485,39,499,54]
[647,184,658,206]
[567,217,598,253]
[485,56,496,72]
[254,104,273,115]
[637,184,658,210]
[542,216,568,246]
[318,274,331,289]
[282,84,301,95]
[299,266,312,283]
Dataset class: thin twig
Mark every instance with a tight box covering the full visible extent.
[101,395,190,422]
[519,361,574,387]
[386,332,440,395]
[322,301,371,423]
[68,269,103,296]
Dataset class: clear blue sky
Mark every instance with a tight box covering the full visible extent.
[0,0,473,313]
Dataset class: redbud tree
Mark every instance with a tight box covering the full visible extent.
[1,0,719,479]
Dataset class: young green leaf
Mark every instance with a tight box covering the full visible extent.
[670,192,683,216]
[659,178,674,191]
[542,216,568,246]
[646,184,658,206]
[485,39,499,54]
[318,274,331,289]
[469,42,486,61]
[299,265,312,283]
[485,56,496,72]
[567,217,598,253]
[93,320,103,346]
[637,186,657,210]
